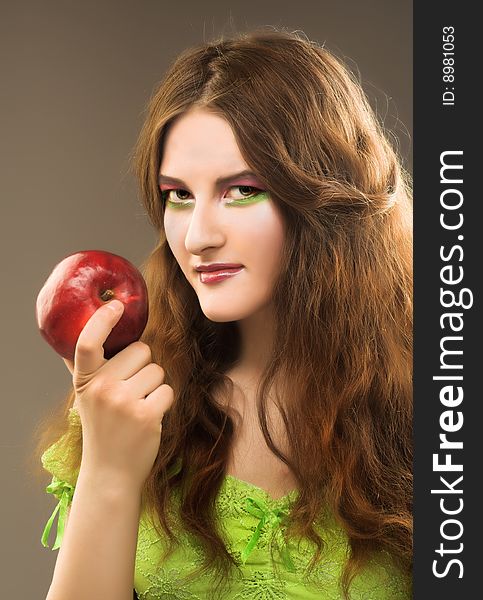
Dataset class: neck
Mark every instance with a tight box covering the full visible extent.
[234,302,276,379]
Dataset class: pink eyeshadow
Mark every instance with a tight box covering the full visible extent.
[159,177,263,191]
[230,177,263,187]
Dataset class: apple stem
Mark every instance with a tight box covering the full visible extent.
[100,289,115,302]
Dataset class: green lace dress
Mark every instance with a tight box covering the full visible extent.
[40,408,411,599]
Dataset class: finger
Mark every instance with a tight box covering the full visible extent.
[100,341,153,381]
[125,363,165,399]
[74,300,124,376]
[146,384,175,422]
[62,357,74,375]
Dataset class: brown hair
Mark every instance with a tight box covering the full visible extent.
[32,26,412,598]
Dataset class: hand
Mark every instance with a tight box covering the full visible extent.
[62,299,174,490]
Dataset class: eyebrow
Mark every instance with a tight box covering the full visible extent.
[158,170,259,187]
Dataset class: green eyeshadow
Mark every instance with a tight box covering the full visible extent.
[165,191,269,210]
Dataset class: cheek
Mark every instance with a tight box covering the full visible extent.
[164,214,186,259]
[259,228,285,279]
[244,206,285,272]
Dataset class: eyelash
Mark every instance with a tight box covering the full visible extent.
[160,185,264,207]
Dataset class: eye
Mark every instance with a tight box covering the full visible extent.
[160,185,264,207]
[226,185,260,200]
[160,188,192,204]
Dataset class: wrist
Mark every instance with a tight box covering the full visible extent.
[76,463,143,502]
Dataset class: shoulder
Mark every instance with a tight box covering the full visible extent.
[41,407,82,485]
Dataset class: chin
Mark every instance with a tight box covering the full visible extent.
[199,307,245,323]
[198,300,257,323]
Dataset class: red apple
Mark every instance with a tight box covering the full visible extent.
[36,250,149,361]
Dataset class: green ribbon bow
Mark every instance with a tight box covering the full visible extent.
[41,476,75,550]
[240,496,296,573]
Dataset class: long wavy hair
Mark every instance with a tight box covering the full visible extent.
[32,26,412,598]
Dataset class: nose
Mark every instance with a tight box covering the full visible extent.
[184,198,226,256]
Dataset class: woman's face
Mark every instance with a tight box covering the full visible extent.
[160,107,286,323]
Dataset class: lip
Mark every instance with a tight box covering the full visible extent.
[195,262,244,272]
[198,266,244,284]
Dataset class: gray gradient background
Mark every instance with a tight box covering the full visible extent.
[1,1,411,595]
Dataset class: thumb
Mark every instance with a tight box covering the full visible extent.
[73,299,125,377]
[63,357,75,375]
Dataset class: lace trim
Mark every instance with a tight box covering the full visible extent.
[134,477,410,598]
[40,409,411,598]
[40,407,81,550]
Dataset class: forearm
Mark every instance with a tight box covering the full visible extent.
[45,467,142,600]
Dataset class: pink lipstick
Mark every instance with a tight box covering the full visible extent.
[199,267,244,284]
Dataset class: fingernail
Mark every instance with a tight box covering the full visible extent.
[107,300,123,313]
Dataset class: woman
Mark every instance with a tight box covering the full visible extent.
[36,26,412,599]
